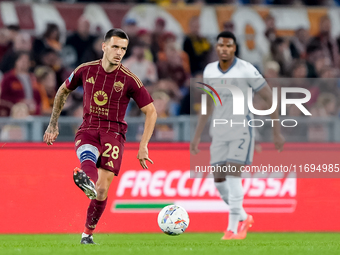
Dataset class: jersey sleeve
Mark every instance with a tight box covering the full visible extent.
[202,64,213,91]
[246,63,267,92]
[202,64,210,83]
[65,66,83,90]
[129,77,153,109]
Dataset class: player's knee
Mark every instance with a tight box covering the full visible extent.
[96,186,108,199]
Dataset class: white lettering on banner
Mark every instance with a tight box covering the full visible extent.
[198,178,216,197]
[280,178,296,197]
[132,170,151,197]
[163,170,181,197]
[116,170,296,198]
[248,178,266,197]
[149,170,167,197]
[191,178,202,196]
[265,178,282,197]
[242,172,296,197]
[116,170,136,197]
[177,171,191,197]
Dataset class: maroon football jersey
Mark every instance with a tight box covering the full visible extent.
[65,60,153,135]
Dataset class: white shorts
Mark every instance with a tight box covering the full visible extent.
[210,136,255,166]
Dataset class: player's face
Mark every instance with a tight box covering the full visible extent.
[216,37,236,62]
[102,36,128,65]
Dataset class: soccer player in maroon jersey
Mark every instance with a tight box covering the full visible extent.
[43,29,157,244]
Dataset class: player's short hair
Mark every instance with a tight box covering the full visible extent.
[104,28,129,42]
[216,31,237,44]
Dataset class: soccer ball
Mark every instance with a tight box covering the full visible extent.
[157,205,190,235]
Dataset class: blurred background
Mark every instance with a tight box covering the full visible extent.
[0,0,340,142]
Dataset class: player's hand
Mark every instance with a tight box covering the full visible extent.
[137,146,153,169]
[43,124,59,146]
[190,137,200,155]
[273,133,285,152]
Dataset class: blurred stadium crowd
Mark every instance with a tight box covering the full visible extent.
[0,3,339,141]
[9,0,340,6]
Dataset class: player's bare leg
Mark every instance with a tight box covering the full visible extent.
[81,168,115,244]
[213,163,252,240]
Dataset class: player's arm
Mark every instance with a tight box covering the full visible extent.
[43,83,72,145]
[190,95,214,155]
[137,102,157,169]
[257,84,285,152]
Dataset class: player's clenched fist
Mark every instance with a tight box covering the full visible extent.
[43,125,59,146]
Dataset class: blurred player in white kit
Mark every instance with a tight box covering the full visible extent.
[190,31,285,239]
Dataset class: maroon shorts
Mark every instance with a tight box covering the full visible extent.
[75,129,125,176]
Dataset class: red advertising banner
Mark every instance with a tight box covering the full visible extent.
[1,143,340,233]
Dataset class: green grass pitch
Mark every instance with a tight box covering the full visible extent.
[1,233,340,255]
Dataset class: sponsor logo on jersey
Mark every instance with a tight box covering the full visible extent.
[94,90,108,106]
[106,161,114,168]
[86,77,95,84]
[114,81,124,92]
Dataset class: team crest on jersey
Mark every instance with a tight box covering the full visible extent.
[114,81,124,92]
[94,90,108,106]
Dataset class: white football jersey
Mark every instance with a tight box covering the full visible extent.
[202,57,266,141]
